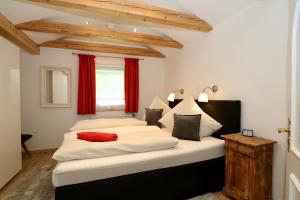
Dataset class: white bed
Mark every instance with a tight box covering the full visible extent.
[52,136,225,187]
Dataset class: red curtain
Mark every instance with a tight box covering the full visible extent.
[77,54,96,115]
[124,58,139,113]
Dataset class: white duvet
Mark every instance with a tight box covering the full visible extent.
[53,126,179,161]
[70,118,147,131]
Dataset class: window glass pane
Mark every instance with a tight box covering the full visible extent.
[96,66,124,110]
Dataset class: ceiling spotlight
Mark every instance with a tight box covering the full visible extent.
[133,28,137,33]
[84,21,89,25]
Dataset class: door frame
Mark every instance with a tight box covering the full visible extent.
[286,0,300,199]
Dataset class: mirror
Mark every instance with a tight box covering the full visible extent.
[41,67,72,107]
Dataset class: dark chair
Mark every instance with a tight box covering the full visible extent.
[21,134,32,157]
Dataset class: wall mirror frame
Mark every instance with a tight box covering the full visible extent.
[41,67,72,108]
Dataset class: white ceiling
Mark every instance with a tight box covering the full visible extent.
[0,0,257,53]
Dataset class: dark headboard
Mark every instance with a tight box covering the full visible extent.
[169,99,241,138]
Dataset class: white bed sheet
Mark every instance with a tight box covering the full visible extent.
[52,136,225,187]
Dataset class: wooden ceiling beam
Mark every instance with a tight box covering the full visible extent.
[40,39,166,58]
[24,0,212,32]
[0,13,39,54]
[16,20,183,48]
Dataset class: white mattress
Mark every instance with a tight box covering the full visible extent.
[52,136,225,187]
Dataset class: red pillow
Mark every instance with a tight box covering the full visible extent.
[77,132,118,142]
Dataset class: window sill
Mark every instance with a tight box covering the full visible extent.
[96,109,125,112]
[92,110,132,119]
[96,105,125,112]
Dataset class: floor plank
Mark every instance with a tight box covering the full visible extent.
[0,149,230,199]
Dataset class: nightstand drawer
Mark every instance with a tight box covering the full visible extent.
[227,140,255,157]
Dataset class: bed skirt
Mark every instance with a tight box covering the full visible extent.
[55,156,225,200]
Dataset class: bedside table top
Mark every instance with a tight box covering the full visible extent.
[221,133,277,147]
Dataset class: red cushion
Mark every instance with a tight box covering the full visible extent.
[77,132,118,142]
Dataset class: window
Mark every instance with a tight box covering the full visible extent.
[96,66,124,111]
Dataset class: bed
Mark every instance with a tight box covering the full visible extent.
[54,100,241,200]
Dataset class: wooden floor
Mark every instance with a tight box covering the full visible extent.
[0,150,230,200]
[0,150,56,199]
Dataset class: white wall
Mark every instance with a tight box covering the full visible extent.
[164,0,288,199]
[0,36,22,189]
[21,48,165,150]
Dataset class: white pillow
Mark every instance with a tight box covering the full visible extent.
[70,118,147,131]
[143,96,171,119]
[159,96,222,137]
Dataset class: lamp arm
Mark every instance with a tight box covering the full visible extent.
[176,89,184,94]
[202,86,212,92]
[202,85,218,93]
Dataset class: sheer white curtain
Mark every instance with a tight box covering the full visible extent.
[96,65,125,111]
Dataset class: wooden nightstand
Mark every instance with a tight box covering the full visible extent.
[222,133,276,200]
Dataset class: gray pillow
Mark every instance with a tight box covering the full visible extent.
[172,114,201,141]
[145,108,163,128]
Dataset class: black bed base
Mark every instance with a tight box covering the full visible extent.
[55,156,225,200]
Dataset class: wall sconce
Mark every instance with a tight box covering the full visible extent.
[198,85,218,102]
[168,89,184,102]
